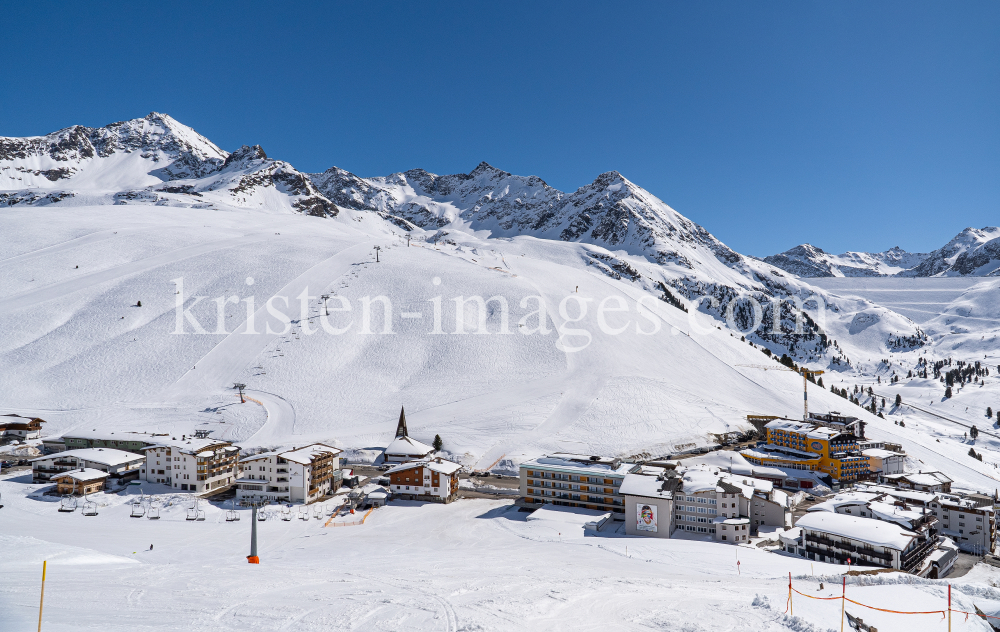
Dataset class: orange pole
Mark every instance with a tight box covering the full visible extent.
[840,576,845,632]
[37,560,46,632]
[948,584,951,632]
[788,572,793,616]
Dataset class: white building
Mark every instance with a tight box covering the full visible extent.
[792,511,935,572]
[387,457,462,502]
[863,448,905,476]
[141,437,240,493]
[930,494,996,555]
[31,448,144,483]
[235,443,342,504]
[619,465,787,543]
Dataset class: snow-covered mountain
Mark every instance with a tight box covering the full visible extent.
[0,114,932,370]
[763,244,928,277]
[897,226,1000,277]
[0,113,335,216]
[766,228,1000,279]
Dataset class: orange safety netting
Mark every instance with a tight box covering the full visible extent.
[786,578,1000,621]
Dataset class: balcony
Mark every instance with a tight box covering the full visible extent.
[901,538,936,572]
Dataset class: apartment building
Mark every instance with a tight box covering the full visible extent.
[235,443,343,504]
[819,484,995,555]
[741,418,870,483]
[791,511,937,573]
[31,448,144,483]
[141,437,240,493]
[930,494,996,555]
[519,453,640,515]
[621,466,789,542]
[387,456,462,503]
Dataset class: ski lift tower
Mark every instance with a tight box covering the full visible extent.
[234,383,247,404]
[240,498,267,563]
[737,364,825,421]
[320,294,330,316]
[373,245,381,262]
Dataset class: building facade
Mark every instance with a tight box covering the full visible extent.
[519,454,640,515]
[792,511,936,573]
[53,469,108,495]
[31,448,144,483]
[387,457,462,502]
[0,416,45,443]
[141,438,240,493]
[235,443,343,504]
[741,419,871,483]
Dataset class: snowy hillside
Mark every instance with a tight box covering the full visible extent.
[898,226,1000,277]
[0,113,997,487]
[764,244,928,277]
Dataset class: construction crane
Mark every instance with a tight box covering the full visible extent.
[737,364,824,421]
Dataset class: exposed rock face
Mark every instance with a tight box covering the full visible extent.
[309,162,745,272]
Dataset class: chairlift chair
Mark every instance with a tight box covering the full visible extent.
[298,506,309,521]
[313,504,324,519]
[226,501,240,522]
[186,501,198,521]
[59,496,77,513]
[258,509,268,521]
[196,509,206,521]
[281,505,292,521]
[130,502,145,518]
[82,499,98,516]
[147,504,160,520]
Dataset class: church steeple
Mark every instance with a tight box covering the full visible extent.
[395,406,408,438]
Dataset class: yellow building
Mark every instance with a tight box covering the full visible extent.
[759,419,870,483]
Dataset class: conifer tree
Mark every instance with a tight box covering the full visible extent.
[433,434,443,451]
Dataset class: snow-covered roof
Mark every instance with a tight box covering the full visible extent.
[855,485,940,504]
[522,455,636,477]
[739,446,821,462]
[31,448,144,467]
[763,419,846,441]
[526,504,612,524]
[385,457,462,476]
[795,511,918,551]
[54,468,108,483]
[886,471,953,487]
[384,435,434,456]
[619,473,674,499]
[808,491,882,513]
[281,443,342,465]
[778,527,802,545]
[862,448,903,459]
[868,500,927,528]
[142,437,233,454]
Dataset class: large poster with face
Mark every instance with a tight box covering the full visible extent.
[636,503,657,532]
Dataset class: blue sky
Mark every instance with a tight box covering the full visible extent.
[2,2,997,256]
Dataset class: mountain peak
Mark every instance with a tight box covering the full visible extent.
[223,144,268,168]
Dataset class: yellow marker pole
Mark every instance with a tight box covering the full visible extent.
[37,560,47,632]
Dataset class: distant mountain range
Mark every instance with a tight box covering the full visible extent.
[764,227,1000,278]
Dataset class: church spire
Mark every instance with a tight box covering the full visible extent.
[395,406,408,438]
